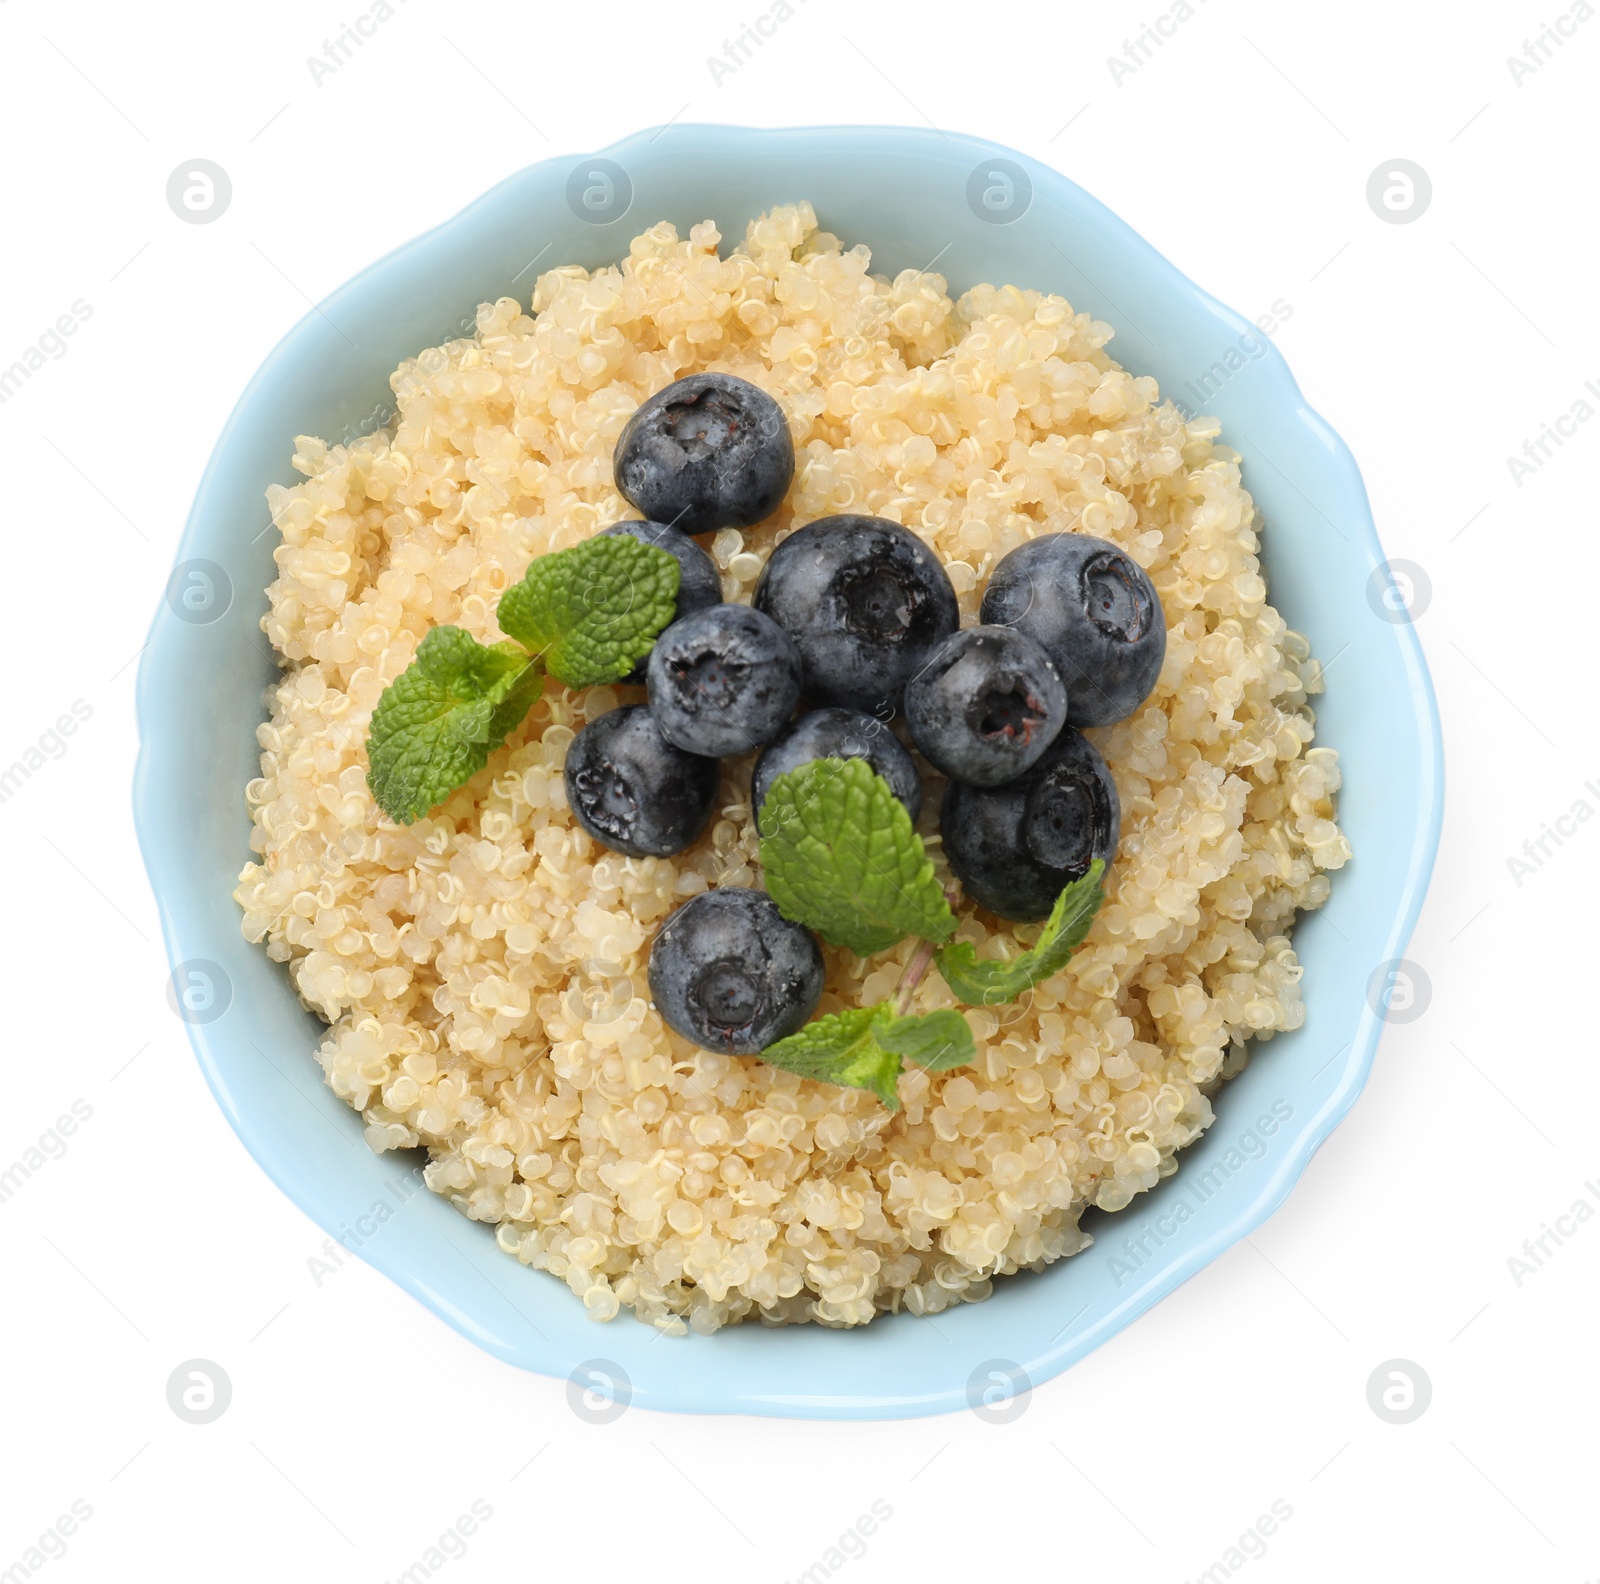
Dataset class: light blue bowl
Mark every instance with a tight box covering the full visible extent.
[133,125,1442,1418]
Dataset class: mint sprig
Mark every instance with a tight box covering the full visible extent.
[754,755,1107,1107]
[758,758,956,956]
[365,536,679,823]
[759,1003,977,1110]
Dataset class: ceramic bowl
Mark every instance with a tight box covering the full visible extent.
[134,124,1442,1418]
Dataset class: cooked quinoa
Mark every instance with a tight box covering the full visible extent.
[236,203,1350,1334]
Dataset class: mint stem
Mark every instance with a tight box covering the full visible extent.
[894,939,936,1016]
[893,886,959,1016]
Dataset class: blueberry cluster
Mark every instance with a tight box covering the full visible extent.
[560,371,1167,1054]
[564,374,805,875]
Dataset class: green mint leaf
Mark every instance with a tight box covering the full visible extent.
[365,626,543,823]
[497,535,679,689]
[758,757,957,957]
[936,860,1106,1005]
[759,1003,977,1105]
[875,1008,976,1073]
[758,1005,904,1110]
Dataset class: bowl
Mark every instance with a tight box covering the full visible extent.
[133,124,1442,1419]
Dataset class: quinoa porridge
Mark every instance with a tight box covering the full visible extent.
[235,203,1350,1334]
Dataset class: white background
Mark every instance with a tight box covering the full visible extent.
[0,0,1593,1579]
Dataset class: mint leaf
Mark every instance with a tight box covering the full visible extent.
[365,626,542,823]
[759,1003,977,1107]
[875,1008,976,1072]
[936,860,1106,1005]
[759,1005,903,1109]
[758,757,956,957]
[497,535,679,689]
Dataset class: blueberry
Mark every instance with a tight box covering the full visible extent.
[598,520,724,683]
[940,727,1119,921]
[646,603,803,757]
[904,625,1067,788]
[648,887,824,1054]
[751,708,923,823]
[980,534,1166,726]
[613,373,794,535]
[753,515,959,717]
[564,705,718,858]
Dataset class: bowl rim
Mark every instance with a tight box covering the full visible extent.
[133,122,1444,1418]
